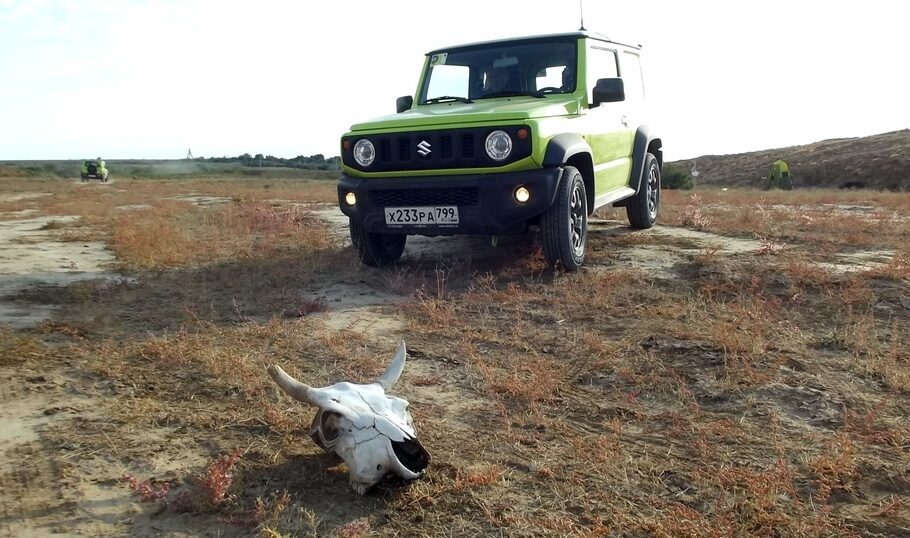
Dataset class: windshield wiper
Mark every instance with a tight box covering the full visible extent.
[424,95,473,104]
[477,90,545,99]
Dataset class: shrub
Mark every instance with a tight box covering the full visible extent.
[663,163,696,190]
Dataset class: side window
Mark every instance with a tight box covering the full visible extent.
[586,47,618,104]
[425,64,470,100]
[620,52,645,100]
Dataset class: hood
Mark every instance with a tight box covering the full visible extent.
[349,95,580,133]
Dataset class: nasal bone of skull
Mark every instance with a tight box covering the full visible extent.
[349,435,392,484]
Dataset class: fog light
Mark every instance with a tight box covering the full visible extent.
[345,192,357,206]
[514,186,530,203]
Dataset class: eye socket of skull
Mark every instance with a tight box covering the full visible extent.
[318,411,342,445]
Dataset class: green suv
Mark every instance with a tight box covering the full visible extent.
[80,158,109,182]
[338,31,662,270]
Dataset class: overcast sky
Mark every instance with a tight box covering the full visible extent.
[1,0,908,162]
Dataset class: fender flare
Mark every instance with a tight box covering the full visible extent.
[542,133,593,167]
[628,126,662,195]
[543,133,595,210]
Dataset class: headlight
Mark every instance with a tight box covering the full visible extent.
[353,139,375,167]
[485,130,512,161]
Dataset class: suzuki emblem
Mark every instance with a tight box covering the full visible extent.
[417,140,432,156]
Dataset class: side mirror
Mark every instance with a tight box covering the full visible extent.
[396,95,413,113]
[592,78,624,107]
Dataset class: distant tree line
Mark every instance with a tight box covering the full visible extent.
[199,153,341,171]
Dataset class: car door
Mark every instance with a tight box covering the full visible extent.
[581,44,634,201]
[618,50,647,188]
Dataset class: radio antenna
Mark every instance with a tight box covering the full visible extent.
[578,0,586,31]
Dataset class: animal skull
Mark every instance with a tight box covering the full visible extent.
[267,341,430,494]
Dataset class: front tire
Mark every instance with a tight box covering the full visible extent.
[349,218,406,267]
[627,153,660,229]
[541,166,587,271]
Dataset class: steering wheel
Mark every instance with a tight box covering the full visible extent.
[537,87,563,94]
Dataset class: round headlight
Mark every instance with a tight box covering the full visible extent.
[485,130,512,161]
[344,192,357,206]
[353,139,375,167]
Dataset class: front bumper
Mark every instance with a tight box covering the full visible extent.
[338,168,564,235]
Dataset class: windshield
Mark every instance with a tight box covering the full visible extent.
[418,38,578,104]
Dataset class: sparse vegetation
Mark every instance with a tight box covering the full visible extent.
[1,176,909,536]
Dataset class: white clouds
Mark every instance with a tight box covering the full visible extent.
[0,0,908,160]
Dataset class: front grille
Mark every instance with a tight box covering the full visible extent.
[399,138,410,161]
[373,187,479,207]
[462,134,475,158]
[343,126,531,173]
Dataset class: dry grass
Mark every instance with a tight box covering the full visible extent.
[0,331,47,366]
[662,189,910,251]
[110,200,338,270]
[2,180,910,536]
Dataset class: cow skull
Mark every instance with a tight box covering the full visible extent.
[267,341,430,494]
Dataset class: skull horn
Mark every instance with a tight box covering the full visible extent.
[268,365,322,406]
[375,341,407,392]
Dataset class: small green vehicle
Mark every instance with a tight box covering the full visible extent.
[338,31,662,270]
[80,158,109,182]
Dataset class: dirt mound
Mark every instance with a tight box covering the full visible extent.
[671,129,910,190]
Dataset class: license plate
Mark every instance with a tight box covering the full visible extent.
[384,206,459,226]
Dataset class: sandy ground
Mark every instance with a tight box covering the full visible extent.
[0,203,127,536]
[0,214,117,329]
[1,187,907,536]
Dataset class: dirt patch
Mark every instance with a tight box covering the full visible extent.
[650,224,766,254]
[614,246,688,280]
[307,281,405,336]
[168,194,232,206]
[0,193,52,203]
[0,210,40,219]
[116,204,153,211]
[0,215,118,329]
[0,366,212,537]
[818,249,896,273]
[310,206,351,244]
[588,219,770,279]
